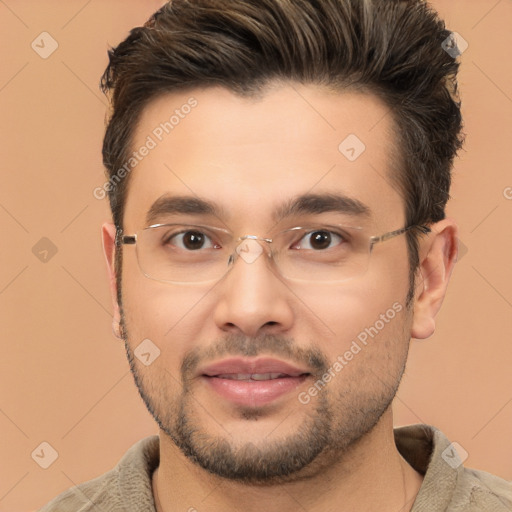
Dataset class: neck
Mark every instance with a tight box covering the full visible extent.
[152,411,423,512]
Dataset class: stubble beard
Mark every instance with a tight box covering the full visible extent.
[120,313,409,484]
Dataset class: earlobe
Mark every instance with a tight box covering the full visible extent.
[101,222,123,339]
[411,218,459,340]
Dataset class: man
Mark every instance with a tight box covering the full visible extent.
[39,0,512,510]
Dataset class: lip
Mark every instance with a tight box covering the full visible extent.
[201,357,310,377]
[200,357,311,407]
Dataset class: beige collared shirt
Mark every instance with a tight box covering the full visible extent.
[38,424,512,511]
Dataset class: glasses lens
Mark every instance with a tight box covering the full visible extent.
[136,224,231,283]
[273,225,371,282]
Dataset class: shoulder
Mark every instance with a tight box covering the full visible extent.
[394,424,512,511]
[37,467,122,511]
[37,435,160,511]
[456,466,512,511]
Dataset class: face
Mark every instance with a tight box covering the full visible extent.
[110,83,417,482]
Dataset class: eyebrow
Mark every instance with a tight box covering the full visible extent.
[145,192,371,226]
[272,193,371,223]
[146,195,227,225]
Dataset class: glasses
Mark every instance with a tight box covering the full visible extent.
[117,222,431,284]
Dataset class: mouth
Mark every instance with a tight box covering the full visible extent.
[199,358,311,407]
[212,372,302,381]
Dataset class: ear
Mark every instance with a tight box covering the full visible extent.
[101,222,122,339]
[411,218,459,340]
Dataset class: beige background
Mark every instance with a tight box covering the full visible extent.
[0,1,511,510]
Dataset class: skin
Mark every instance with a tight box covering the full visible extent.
[102,82,458,512]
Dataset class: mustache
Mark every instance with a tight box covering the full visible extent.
[181,332,328,381]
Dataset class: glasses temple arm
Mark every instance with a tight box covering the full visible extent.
[115,229,137,247]
[370,224,431,245]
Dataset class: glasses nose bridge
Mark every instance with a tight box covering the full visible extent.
[228,234,274,267]
[238,234,273,243]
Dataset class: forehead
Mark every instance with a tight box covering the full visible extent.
[123,83,404,231]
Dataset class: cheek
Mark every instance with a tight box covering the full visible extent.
[300,285,411,398]
[120,259,213,359]
[292,265,409,355]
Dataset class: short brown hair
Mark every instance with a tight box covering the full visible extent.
[101,0,464,303]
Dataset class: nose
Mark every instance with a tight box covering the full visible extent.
[212,238,294,338]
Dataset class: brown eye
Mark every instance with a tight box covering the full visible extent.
[309,231,332,250]
[295,230,344,251]
[166,230,215,251]
[182,231,206,250]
